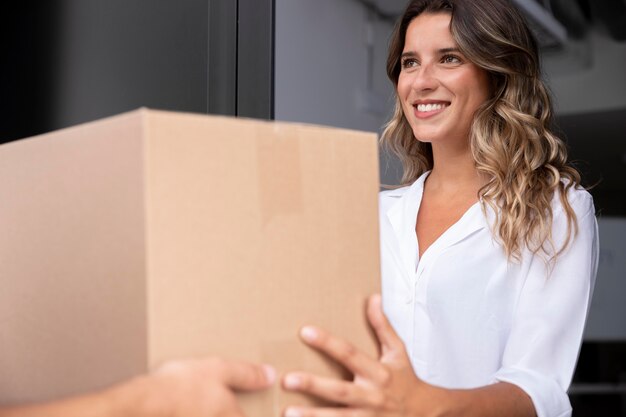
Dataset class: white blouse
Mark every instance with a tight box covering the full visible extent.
[380,172,599,417]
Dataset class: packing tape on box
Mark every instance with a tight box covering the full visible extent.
[256,125,303,227]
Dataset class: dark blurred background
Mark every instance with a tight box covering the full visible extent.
[1,0,273,142]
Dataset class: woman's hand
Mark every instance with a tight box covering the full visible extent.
[281,294,444,417]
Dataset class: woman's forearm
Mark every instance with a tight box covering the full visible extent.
[428,382,535,417]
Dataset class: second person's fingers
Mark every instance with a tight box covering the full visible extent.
[219,359,276,391]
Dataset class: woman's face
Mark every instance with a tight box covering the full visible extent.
[397,12,490,146]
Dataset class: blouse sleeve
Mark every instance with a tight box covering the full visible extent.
[492,191,599,417]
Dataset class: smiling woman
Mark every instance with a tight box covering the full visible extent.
[282,1,599,417]
[396,13,490,150]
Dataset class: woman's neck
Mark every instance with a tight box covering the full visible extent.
[426,142,483,195]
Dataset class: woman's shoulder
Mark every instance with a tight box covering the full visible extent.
[553,183,595,218]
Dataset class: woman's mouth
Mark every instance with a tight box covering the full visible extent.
[413,102,450,118]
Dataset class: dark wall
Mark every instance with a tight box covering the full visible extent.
[2,3,60,143]
[1,0,274,144]
[1,0,209,144]
[50,0,211,130]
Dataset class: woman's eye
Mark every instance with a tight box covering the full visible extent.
[401,58,418,69]
[442,55,461,64]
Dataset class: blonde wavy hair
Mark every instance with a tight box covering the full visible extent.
[382,0,581,262]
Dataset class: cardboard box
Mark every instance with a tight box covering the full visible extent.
[0,109,381,415]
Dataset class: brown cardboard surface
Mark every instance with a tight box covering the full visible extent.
[0,109,381,415]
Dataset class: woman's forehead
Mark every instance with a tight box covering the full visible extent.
[403,13,456,51]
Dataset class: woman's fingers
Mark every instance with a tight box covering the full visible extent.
[366,294,406,357]
[299,326,389,384]
[282,372,385,408]
[284,406,373,417]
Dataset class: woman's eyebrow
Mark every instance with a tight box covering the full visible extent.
[401,47,460,59]
[438,47,461,54]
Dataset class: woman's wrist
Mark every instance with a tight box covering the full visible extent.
[411,382,535,417]
[407,381,456,417]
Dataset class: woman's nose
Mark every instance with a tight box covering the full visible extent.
[411,64,438,91]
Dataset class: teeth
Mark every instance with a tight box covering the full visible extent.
[416,103,446,112]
